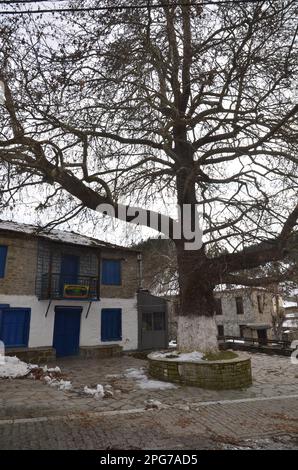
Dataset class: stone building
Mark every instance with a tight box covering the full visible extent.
[167,287,279,343]
[0,220,168,361]
[214,287,278,341]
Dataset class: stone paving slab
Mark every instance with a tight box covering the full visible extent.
[0,352,297,420]
[0,351,298,449]
[0,396,298,449]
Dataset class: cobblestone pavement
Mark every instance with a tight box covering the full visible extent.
[0,352,298,449]
[0,397,298,449]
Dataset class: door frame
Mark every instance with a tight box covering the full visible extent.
[53,306,82,357]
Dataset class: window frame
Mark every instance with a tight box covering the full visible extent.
[257,294,263,314]
[101,258,122,286]
[214,298,223,315]
[235,296,244,315]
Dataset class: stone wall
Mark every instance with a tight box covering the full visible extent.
[100,249,139,299]
[214,288,275,338]
[5,347,56,364]
[79,344,122,359]
[0,233,38,296]
[35,241,140,299]
[148,353,252,390]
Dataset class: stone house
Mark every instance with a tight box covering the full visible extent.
[167,287,279,343]
[214,287,278,341]
[0,220,168,361]
[282,295,298,341]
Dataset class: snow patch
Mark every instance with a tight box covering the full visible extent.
[43,366,61,373]
[0,356,37,378]
[44,376,72,390]
[83,384,105,398]
[150,351,204,362]
[125,367,177,390]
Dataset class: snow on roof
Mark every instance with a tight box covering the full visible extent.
[283,300,298,309]
[283,319,298,328]
[214,284,268,294]
[0,219,139,252]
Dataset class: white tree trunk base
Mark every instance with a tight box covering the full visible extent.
[177,315,219,354]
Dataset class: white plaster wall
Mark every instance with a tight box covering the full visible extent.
[79,296,138,351]
[0,294,138,351]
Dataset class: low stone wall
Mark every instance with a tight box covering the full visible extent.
[148,353,252,390]
[5,347,56,364]
[220,342,293,357]
[4,344,123,363]
[79,344,123,359]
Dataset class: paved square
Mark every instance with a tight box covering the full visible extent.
[0,352,297,449]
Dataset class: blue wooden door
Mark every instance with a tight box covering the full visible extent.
[60,254,79,295]
[101,308,122,342]
[53,307,82,357]
[0,308,30,347]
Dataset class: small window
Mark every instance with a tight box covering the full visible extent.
[257,295,263,314]
[142,312,153,331]
[217,325,224,337]
[215,298,223,315]
[101,259,121,285]
[236,296,244,315]
[153,312,165,331]
[0,246,8,278]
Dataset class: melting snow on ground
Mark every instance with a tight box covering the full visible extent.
[42,366,61,373]
[0,356,38,378]
[150,351,204,362]
[43,376,72,391]
[0,356,72,391]
[125,367,177,390]
[83,384,105,398]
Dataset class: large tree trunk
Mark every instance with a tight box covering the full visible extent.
[176,243,219,353]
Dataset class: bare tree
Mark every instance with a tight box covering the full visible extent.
[0,1,297,352]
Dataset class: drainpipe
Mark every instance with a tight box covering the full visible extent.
[137,253,143,291]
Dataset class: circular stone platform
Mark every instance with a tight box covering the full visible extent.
[148,352,252,390]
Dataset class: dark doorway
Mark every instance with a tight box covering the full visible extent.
[257,328,268,345]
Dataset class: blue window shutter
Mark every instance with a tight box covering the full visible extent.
[0,308,31,348]
[101,308,122,341]
[0,246,8,278]
[101,259,121,285]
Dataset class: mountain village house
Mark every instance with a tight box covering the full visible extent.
[168,287,281,344]
[0,220,168,362]
[214,288,281,342]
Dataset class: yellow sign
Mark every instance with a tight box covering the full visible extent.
[63,284,89,298]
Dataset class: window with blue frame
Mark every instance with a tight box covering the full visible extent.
[101,308,122,341]
[0,246,8,278]
[101,259,121,285]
